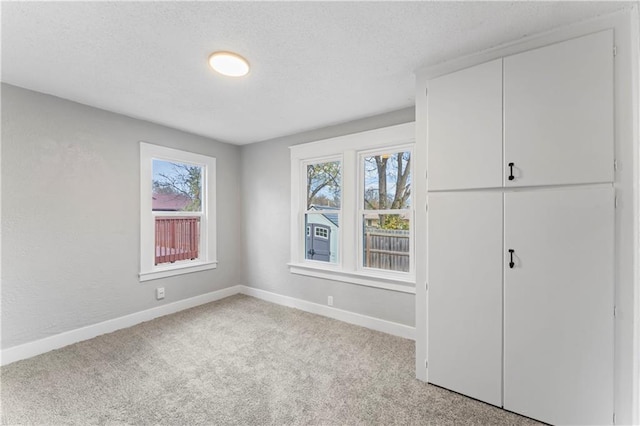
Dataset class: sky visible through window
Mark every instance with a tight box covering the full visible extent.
[153,159,179,181]
[307,161,341,209]
[363,151,411,210]
[152,159,202,212]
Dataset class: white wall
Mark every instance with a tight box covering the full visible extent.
[240,109,417,327]
[1,84,243,349]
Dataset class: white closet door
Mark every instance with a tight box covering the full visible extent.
[504,30,614,187]
[428,192,503,406]
[427,59,503,190]
[504,187,614,425]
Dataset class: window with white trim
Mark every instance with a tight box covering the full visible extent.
[304,158,341,264]
[360,149,412,273]
[140,142,217,281]
[289,123,415,292]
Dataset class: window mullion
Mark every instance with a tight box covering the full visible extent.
[291,159,303,264]
[342,150,357,271]
[152,212,204,217]
[360,209,409,215]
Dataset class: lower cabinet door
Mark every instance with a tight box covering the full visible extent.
[428,192,503,406]
[504,187,614,425]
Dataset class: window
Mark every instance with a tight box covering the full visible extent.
[153,159,202,265]
[305,158,341,264]
[315,227,329,239]
[289,123,415,292]
[361,150,412,273]
[140,142,216,281]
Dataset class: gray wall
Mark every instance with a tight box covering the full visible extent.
[1,84,243,349]
[240,108,417,327]
[1,83,416,351]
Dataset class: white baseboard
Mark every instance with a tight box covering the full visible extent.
[1,284,414,366]
[0,285,242,366]
[239,286,416,341]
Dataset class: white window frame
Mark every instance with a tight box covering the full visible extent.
[289,122,415,294]
[302,155,343,267]
[139,142,217,282]
[358,145,414,280]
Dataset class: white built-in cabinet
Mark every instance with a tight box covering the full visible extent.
[504,31,614,188]
[503,187,614,425]
[426,30,615,425]
[429,30,613,191]
[428,191,503,406]
[427,59,503,190]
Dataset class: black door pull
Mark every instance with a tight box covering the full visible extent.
[508,249,515,268]
[508,163,515,181]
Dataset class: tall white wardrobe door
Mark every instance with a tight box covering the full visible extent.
[427,59,503,190]
[504,187,614,425]
[428,192,503,406]
[504,30,614,187]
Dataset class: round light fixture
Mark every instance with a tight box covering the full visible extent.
[208,51,250,77]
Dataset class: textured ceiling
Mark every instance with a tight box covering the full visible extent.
[1,1,633,145]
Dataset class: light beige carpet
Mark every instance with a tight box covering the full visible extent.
[1,294,540,425]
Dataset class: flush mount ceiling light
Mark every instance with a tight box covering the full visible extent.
[208,51,250,77]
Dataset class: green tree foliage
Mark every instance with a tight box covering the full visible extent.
[379,214,410,230]
[305,154,411,230]
[364,152,411,230]
[153,163,202,211]
[307,161,341,208]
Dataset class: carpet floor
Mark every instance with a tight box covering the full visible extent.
[1,294,541,425]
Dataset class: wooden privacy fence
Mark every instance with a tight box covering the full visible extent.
[364,227,410,272]
[155,217,200,265]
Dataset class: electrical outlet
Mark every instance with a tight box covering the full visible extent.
[156,287,165,300]
[328,296,333,306]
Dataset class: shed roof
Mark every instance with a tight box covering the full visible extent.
[309,204,339,227]
[152,193,192,211]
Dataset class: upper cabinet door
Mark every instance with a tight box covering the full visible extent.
[504,30,614,187]
[428,59,503,190]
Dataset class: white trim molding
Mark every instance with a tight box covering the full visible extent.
[288,263,416,294]
[241,286,415,340]
[0,285,415,366]
[139,260,218,282]
[139,142,217,281]
[0,286,241,367]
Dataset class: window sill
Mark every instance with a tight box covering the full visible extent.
[140,260,218,282]
[288,263,416,294]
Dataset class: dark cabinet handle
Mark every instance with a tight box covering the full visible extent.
[508,163,515,181]
[508,249,515,268]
